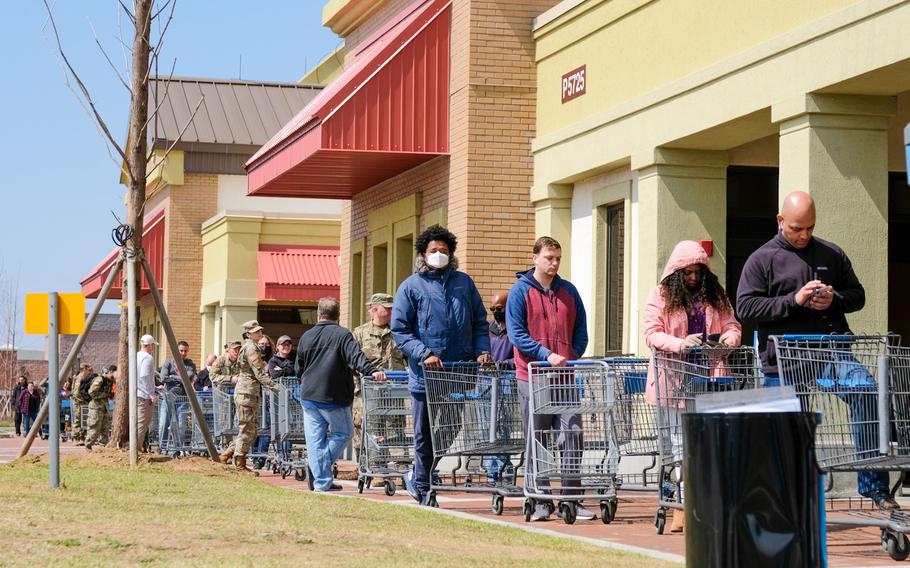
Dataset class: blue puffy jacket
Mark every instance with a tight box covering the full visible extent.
[391,263,491,393]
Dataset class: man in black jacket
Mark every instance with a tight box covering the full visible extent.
[295,297,385,491]
[737,190,895,509]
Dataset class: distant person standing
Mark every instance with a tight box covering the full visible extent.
[70,365,96,446]
[18,382,41,435]
[12,375,27,436]
[136,335,159,452]
[85,365,116,451]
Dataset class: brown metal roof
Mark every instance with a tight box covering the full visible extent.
[148,77,322,150]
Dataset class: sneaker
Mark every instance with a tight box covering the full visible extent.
[530,504,551,522]
[869,490,901,510]
[405,470,419,502]
[575,505,596,521]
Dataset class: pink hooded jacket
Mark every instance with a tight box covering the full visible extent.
[644,240,742,405]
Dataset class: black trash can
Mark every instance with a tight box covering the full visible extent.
[682,412,823,568]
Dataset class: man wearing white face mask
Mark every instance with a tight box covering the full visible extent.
[392,224,491,506]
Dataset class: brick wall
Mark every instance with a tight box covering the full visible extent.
[340,0,559,322]
[162,173,218,362]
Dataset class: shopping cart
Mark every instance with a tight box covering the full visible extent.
[604,357,659,489]
[772,334,910,561]
[39,399,71,441]
[652,345,761,534]
[424,362,525,514]
[274,377,308,482]
[525,360,619,524]
[358,371,413,496]
[158,391,193,456]
[190,391,215,455]
[213,387,236,451]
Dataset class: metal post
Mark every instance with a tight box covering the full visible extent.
[18,258,124,459]
[127,250,138,467]
[48,293,60,488]
[488,367,499,444]
[878,354,890,455]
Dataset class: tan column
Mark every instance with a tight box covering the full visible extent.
[531,183,574,275]
[632,148,729,355]
[774,94,895,333]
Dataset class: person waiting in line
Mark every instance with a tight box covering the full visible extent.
[392,225,491,506]
[643,239,741,533]
[211,342,242,390]
[158,340,197,452]
[18,382,41,436]
[296,297,385,491]
[484,290,516,484]
[194,354,217,392]
[507,236,592,522]
[257,334,275,362]
[736,190,896,510]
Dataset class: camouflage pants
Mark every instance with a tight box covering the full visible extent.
[233,394,259,456]
[71,402,85,441]
[85,403,111,447]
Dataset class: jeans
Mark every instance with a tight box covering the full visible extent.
[766,366,889,496]
[411,392,434,500]
[22,411,37,435]
[302,404,353,491]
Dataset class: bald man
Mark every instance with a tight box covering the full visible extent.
[737,191,895,509]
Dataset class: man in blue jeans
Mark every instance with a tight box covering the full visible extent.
[737,190,897,509]
[295,297,386,492]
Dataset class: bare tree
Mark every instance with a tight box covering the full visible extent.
[42,0,202,448]
[0,259,21,392]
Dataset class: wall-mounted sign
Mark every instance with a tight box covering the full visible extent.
[561,65,586,104]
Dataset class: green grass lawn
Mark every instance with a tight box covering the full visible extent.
[1,451,676,567]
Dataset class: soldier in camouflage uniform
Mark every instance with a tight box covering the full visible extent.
[70,364,94,445]
[85,365,116,450]
[214,341,242,463]
[352,293,407,469]
[222,321,277,471]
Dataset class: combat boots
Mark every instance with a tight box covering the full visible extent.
[218,447,234,464]
[234,454,249,471]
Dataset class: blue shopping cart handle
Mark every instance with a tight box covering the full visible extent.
[533,360,601,367]
[774,334,857,341]
[689,376,736,385]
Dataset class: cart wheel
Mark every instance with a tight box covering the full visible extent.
[428,493,439,508]
[357,478,365,494]
[492,495,505,516]
[655,509,666,535]
[883,530,910,561]
[294,468,306,482]
[560,502,577,525]
[280,466,289,480]
[523,500,533,522]
[272,463,279,474]
[332,463,339,478]
[600,500,616,524]
[385,480,396,497]
[465,475,473,486]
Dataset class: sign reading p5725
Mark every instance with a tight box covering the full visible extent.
[561,65,586,104]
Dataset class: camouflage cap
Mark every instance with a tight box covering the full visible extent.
[241,320,264,334]
[366,293,394,308]
[276,335,293,345]
[227,340,242,349]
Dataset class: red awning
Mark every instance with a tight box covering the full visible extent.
[245,0,451,199]
[258,245,340,302]
[80,210,166,300]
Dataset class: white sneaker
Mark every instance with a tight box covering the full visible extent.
[575,505,596,521]
[530,504,551,521]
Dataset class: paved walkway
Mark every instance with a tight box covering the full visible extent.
[0,436,904,566]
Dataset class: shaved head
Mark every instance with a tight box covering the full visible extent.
[490,290,509,308]
[778,191,816,249]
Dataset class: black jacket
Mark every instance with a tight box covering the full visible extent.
[736,232,865,374]
[268,355,295,380]
[193,368,212,391]
[12,383,27,414]
[295,321,375,406]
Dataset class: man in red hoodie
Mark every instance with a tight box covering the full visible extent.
[506,236,590,522]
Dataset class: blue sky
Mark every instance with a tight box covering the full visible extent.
[0,2,339,348]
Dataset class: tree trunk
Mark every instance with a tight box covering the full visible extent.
[110,0,153,448]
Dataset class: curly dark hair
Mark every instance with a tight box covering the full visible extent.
[415,225,457,254]
[660,264,732,315]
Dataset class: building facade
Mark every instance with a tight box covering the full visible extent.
[80,78,342,364]
[533,0,910,354]
[247,0,563,327]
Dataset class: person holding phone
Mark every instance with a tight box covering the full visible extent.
[643,239,741,532]
[736,191,895,509]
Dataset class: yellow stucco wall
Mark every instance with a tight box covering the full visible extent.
[535,0,860,139]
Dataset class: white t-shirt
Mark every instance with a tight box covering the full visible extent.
[136,350,156,400]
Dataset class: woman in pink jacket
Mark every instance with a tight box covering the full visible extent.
[643,240,741,532]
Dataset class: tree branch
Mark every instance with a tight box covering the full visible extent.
[89,18,131,93]
[41,0,130,177]
[146,94,204,180]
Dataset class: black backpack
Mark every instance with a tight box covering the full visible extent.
[77,374,97,403]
